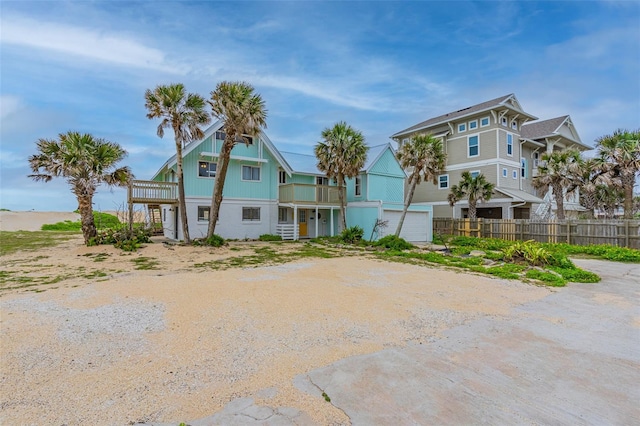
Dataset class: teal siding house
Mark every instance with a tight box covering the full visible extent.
[135,121,433,242]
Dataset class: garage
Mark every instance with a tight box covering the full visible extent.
[383,210,431,242]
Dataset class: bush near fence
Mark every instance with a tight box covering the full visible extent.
[433,218,640,249]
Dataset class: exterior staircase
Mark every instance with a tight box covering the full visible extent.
[147,204,164,235]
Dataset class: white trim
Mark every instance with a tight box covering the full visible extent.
[468,119,478,130]
[458,123,466,133]
[507,133,513,157]
[502,168,508,178]
[197,160,217,179]
[241,206,262,222]
[512,170,518,179]
[420,197,516,206]
[470,170,481,179]
[199,152,268,163]
[480,116,490,127]
[445,158,521,171]
[446,127,498,142]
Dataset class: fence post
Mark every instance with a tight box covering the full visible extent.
[567,220,571,244]
[625,220,630,248]
[127,182,134,232]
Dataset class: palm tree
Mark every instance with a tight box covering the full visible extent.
[207,81,267,238]
[315,121,368,231]
[595,129,640,219]
[532,149,582,220]
[145,83,210,243]
[575,158,608,219]
[447,172,495,220]
[395,134,446,236]
[28,131,131,244]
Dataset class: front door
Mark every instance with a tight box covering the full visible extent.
[298,209,308,237]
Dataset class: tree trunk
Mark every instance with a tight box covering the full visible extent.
[337,173,347,231]
[468,199,477,220]
[395,177,418,237]
[208,139,234,238]
[553,183,566,220]
[622,171,634,219]
[175,137,190,243]
[77,194,97,245]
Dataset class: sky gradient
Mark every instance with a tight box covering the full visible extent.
[1,1,639,212]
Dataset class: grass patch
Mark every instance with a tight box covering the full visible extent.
[525,269,566,287]
[41,211,120,231]
[0,231,77,256]
[131,257,160,270]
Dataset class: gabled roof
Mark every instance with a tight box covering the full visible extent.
[391,93,538,138]
[280,143,399,177]
[520,115,589,149]
[151,121,291,179]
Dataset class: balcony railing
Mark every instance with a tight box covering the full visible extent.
[278,183,342,205]
[128,180,178,204]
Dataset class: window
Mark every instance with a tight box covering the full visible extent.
[439,174,449,189]
[198,161,217,178]
[502,168,508,178]
[512,170,518,179]
[242,207,260,221]
[501,116,508,126]
[521,158,527,178]
[355,176,362,196]
[511,121,518,130]
[242,165,260,181]
[468,120,478,130]
[458,123,466,133]
[198,206,210,221]
[470,170,480,179]
[163,208,166,222]
[468,135,479,157]
[507,134,513,156]
[215,130,226,140]
[236,135,253,145]
[533,152,540,168]
[278,207,287,223]
[279,170,287,184]
[480,117,490,127]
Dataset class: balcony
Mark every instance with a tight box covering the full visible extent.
[128,180,178,204]
[278,183,342,205]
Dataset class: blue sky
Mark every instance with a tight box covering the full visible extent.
[1,1,639,212]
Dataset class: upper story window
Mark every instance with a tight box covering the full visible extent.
[198,161,217,178]
[279,170,287,184]
[502,168,508,178]
[512,170,518,179]
[501,116,508,126]
[480,117,490,127]
[237,135,254,145]
[458,123,466,133]
[215,131,226,140]
[521,158,527,178]
[507,133,513,156]
[439,174,449,189]
[355,176,362,196]
[242,207,260,221]
[242,165,261,181]
[468,120,478,130]
[511,121,518,130]
[468,135,479,157]
[470,170,480,179]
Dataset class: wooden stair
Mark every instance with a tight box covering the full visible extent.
[147,204,164,235]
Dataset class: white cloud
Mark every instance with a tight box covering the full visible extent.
[0,95,22,119]
[0,16,188,74]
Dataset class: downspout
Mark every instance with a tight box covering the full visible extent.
[510,199,526,220]
[519,139,526,191]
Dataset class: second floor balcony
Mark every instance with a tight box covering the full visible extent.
[278,183,342,205]
[128,180,178,204]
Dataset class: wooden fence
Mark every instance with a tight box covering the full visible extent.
[433,218,640,249]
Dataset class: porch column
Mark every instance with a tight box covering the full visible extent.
[293,205,298,240]
[330,207,335,237]
[315,206,319,237]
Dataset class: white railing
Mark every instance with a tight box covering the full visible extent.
[276,224,298,240]
[279,184,342,204]
[129,180,178,203]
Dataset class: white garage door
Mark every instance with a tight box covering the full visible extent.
[383,210,430,242]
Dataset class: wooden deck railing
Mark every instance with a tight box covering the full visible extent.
[128,180,178,204]
[279,183,342,205]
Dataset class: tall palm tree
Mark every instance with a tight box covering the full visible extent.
[207,81,267,238]
[315,121,368,231]
[532,149,582,220]
[595,129,640,219]
[575,158,608,219]
[145,83,210,243]
[395,134,446,236]
[447,172,495,220]
[28,131,131,244]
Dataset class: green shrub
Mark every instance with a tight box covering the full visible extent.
[203,234,225,247]
[89,226,152,252]
[258,234,282,241]
[42,211,121,231]
[549,266,601,283]
[503,240,550,266]
[525,269,566,287]
[42,220,81,231]
[375,235,414,250]
[450,236,511,251]
[340,226,364,244]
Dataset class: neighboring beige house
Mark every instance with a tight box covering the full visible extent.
[391,94,591,219]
